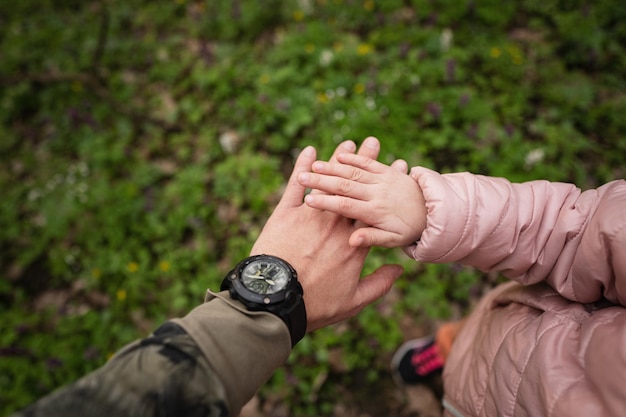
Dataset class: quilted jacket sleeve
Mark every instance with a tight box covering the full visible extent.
[405,167,626,306]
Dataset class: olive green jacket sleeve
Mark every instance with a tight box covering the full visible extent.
[171,290,292,414]
[11,291,292,417]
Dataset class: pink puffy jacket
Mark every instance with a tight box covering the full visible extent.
[406,168,626,417]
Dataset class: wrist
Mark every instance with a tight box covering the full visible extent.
[221,255,307,347]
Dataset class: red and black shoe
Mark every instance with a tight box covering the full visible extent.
[391,335,444,386]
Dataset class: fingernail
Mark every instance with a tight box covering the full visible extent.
[364,137,379,149]
[298,172,309,182]
[304,194,314,204]
[312,161,324,172]
[342,141,356,151]
[303,146,315,156]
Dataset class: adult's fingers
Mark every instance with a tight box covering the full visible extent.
[279,145,317,208]
[390,159,408,173]
[355,136,381,160]
[353,264,403,311]
[328,140,357,162]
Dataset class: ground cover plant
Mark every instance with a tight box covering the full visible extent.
[1,0,625,415]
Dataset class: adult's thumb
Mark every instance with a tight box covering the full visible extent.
[355,264,404,308]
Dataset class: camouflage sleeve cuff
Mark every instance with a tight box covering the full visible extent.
[171,289,292,416]
[11,322,235,417]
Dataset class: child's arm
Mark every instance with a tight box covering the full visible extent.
[297,152,427,248]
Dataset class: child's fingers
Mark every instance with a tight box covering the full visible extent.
[349,227,400,248]
[355,136,381,160]
[303,193,371,222]
[309,140,357,195]
[348,227,391,248]
[335,152,390,174]
[298,171,372,200]
[311,159,375,183]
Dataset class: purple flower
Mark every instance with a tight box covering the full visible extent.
[83,346,101,361]
[505,123,515,137]
[46,357,63,370]
[427,102,442,119]
[399,42,411,59]
[446,59,456,83]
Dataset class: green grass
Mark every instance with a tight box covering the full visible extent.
[1,0,625,414]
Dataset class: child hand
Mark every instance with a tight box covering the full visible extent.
[297,152,427,248]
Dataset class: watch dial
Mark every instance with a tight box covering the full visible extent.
[241,259,290,295]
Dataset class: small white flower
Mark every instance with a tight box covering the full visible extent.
[219,130,241,154]
[297,0,312,13]
[28,189,41,202]
[525,148,545,167]
[319,49,334,67]
[441,28,453,52]
[78,162,89,176]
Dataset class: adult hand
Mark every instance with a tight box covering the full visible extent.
[297,150,427,248]
[251,138,404,332]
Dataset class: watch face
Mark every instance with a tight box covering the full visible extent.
[241,259,291,295]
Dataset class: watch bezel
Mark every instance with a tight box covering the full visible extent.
[225,255,297,306]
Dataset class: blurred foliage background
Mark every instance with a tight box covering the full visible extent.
[1,0,625,415]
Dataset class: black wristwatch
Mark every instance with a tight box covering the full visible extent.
[220,254,307,347]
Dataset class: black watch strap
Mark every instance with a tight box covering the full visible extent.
[265,283,307,347]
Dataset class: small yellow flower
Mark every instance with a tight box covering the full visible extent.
[357,43,373,55]
[506,45,524,65]
[293,10,304,21]
[91,268,101,280]
[159,260,171,272]
[71,81,83,93]
[127,262,139,273]
[116,289,127,301]
[364,0,375,11]
[259,74,270,84]
[317,92,329,103]
[490,47,502,58]
[353,83,365,94]
[305,43,315,54]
